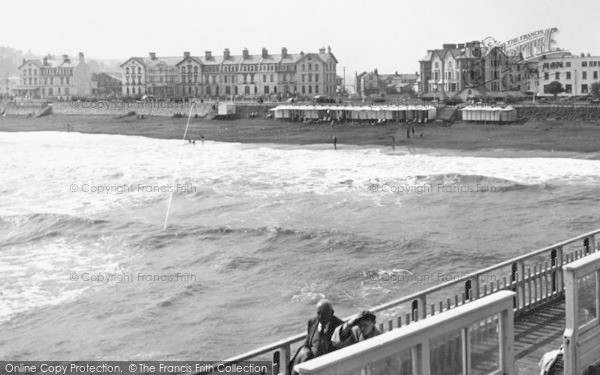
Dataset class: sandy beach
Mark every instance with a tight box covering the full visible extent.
[2,114,600,155]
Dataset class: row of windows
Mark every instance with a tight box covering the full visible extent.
[23,77,71,85]
[581,61,600,67]
[544,71,599,80]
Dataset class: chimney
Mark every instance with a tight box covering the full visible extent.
[319,47,326,54]
[457,43,465,49]
[327,46,331,53]
[79,52,85,62]
[300,51,304,57]
[442,44,457,50]
[149,52,156,60]
[262,48,268,58]
[224,48,230,59]
[281,47,287,57]
[205,51,212,59]
[62,54,69,61]
[183,51,190,58]
[242,48,249,59]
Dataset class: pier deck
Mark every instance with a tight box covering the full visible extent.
[515,297,565,374]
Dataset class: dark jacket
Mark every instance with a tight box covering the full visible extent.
[304,316,344,357]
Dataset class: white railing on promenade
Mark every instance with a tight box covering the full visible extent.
[295,291,516,375]
[563,251,600,374]
[200,229,600,375]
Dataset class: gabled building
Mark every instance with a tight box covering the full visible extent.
[91,72,122,97]
[356,69,417,96]
[16,53,92,99]
[419,42,525,100]
[120,47,338,99]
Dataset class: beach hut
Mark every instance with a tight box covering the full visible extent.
[218,102,236,115]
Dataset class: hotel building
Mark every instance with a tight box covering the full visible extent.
[419,42,524,100]
[120,47,338,99]
[16,53,92,99]
[530,54,600,96]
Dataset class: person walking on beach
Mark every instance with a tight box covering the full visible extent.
[332,136,338,150]
[389,136,395,151]
[200,134,205,143]
[406,128,410,139]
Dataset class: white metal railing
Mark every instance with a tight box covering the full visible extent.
[563,251,600,374]
[199,229,600,375]
[294,291,516,375]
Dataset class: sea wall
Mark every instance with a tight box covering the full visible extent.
[516,105,600,121]
[2,101,276,118]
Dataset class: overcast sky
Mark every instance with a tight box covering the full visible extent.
[3,0,599,81]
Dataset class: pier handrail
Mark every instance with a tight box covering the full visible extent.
[202,228,600,374]
[294,291,516,375]
[563,251,600,374]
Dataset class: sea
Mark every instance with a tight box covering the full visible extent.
[1,130,599,360]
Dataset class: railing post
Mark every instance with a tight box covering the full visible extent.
[273,344,291,375]
[591,234,597,253]
[412,296,427,321]
[555,246,564,292]
[471,275,480,300]
[584,237,590,255]
[516,261,526,310]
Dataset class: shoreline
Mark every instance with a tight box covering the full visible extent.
[2,114,600,156]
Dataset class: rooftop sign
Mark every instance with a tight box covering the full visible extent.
[501,27,559,60]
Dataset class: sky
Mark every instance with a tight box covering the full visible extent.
[3,0,600,83]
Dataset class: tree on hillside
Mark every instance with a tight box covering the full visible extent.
[591,82,600,98]
[544,81,565,99]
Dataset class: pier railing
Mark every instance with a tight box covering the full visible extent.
[294,291,516,375]
[563,250,600,374]
[200,228,600,375]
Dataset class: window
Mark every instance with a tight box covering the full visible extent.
[138,67,142,74]
[582,84,588,94]
[435,62,439,68]
[595,71,599,80]
[566,62,571,68]
[126,67,130,74]
[583,72,587,80]
[263,74,266,82]
[264,86,269,94]
[302,85,305,94]
[565,84,572,93]
[566,72,571,79]
[224,76,228,84]
[315,85,319,94]
[555,72,560,80]
[544,72,549,81]
[302,64,305,71]
[270,74,274,83]
[308,74,312,82]
[315,74,319,82]
[582,61,588,67]
[308,85,312,94]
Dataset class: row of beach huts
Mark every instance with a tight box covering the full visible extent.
[267,104,517,123]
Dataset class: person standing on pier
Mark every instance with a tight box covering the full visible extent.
[292,299,343,367]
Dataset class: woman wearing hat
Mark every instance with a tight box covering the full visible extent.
[331,310,381,349]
